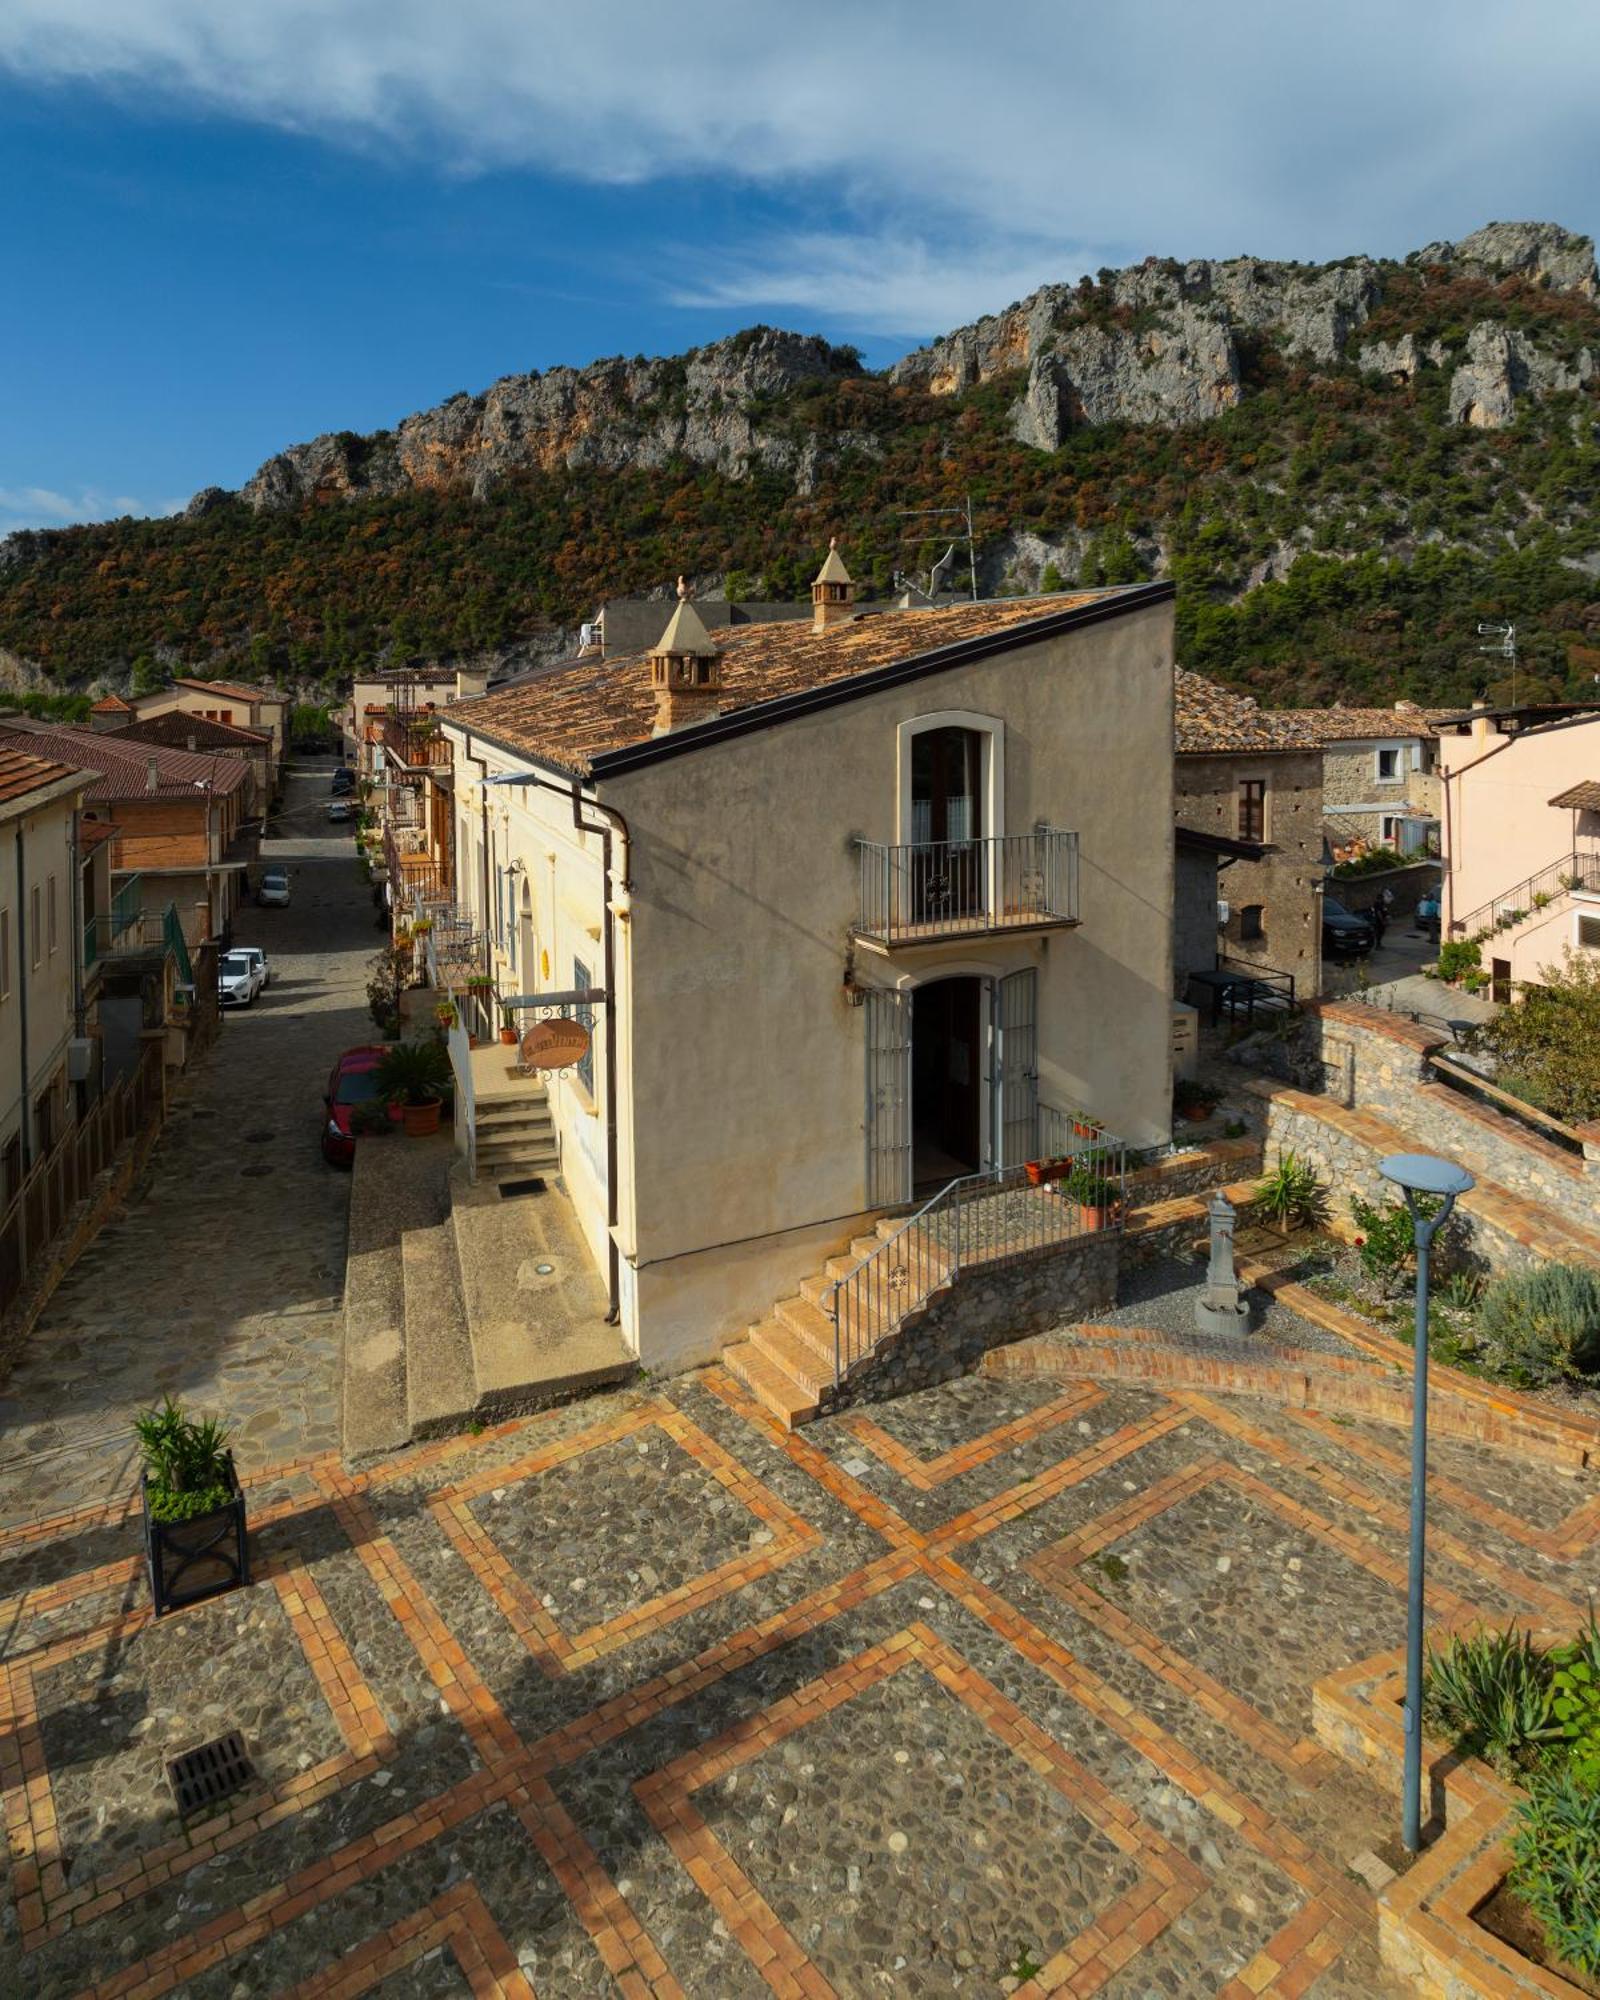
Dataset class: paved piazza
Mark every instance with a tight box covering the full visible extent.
[3,1358,1596,1998]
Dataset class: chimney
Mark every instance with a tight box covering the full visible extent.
[649,579,722,736]
[1471,697,1491,744]
[811,537,855,633]
[186,734,197,753]
[455,665,490,701]
[146,757,160,794]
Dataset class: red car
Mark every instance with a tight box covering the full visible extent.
[321,1046,400,1165]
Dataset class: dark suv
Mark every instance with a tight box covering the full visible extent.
[1322,894,1376,958]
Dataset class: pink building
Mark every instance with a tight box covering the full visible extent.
[1438,702,1600,1000]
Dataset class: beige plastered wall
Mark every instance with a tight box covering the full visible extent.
[1438,711,1600,987]
[594,599,1177,1368]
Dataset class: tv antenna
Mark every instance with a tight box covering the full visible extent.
[892,494,978,602]
[1477,621,1516,705]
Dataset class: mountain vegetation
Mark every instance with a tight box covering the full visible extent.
[3,223,1598,708]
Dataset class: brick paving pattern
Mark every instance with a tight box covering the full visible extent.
[0,1349,1595,1998]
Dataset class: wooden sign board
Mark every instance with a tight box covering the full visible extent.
[520,1018,591,1071]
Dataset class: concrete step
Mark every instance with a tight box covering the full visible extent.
[475,1135,561,1166]
[476,1100,555,1128]
[401,1220,477,1438]
[723,1336,819,1428]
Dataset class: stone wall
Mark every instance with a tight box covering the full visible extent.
[1329,861,1440,921]
[1126,1135,1262,1203]
[827,1234,1119,1412]
[1176,748,1324,999]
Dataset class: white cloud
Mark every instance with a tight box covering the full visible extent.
[0,485,182,537]
[2,2,1597,335]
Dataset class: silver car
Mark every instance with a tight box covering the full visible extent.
[258,867,290,908]
[218,949,265,1007]
[231,944,271,989]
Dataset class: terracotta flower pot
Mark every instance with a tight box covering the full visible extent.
[500,1028,518,1046]
[402,1098,442,1137]
[1026,1160,1070,1186]
[1182,1104,1212,1123]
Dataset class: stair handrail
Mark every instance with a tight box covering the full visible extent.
[1451,849,1600,940]
[823,1134,1127,1388]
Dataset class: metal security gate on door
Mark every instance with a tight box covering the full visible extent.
[992,967,1038,1168]
[865,987,912,1206]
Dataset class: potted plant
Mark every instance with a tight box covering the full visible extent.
[1065,1163,1122,1230]
[500,1005,519,1047]
[135,1398,249,1615]
[1173,1077,1218,1123]
[411,918,434,937]
[376,1038,452,1136]
[466,972,494,997]
[1024,1155,1072,1187]
[434,999,458,1030]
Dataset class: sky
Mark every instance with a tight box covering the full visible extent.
[2,0,1597,538]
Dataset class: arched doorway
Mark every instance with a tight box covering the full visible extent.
[519,877,536,989]
[910,726,984,923]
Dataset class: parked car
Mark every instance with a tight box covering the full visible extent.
[231,944,271,989]
[218,948,266,1007]
[258,866,291,907]
[331,768,355,794]
[327,799,354,824]
[322,1046,400,1165]
[1322,894,1377,958]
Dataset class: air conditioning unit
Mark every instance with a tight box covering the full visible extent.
[66,1037,96,1083]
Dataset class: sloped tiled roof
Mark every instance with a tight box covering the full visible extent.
[457,589,1148,775]
[0,744,88,809]
[0,725,249,803]
[89,693,132,714]
[1550,780,1600,811]
[1175,671,1317,754]
[1263,704,1439,743]
[108,711,269,751]
[169,677,279,703]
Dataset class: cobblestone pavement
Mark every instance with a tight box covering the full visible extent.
[3,1347,1596,1997]
[0,760,382,1527]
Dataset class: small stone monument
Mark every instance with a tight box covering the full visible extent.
[1195,1190,1250,1335]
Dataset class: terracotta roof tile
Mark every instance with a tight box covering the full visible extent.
[0,725,250,803]
[89,693,132,714]
[0,744,88,809]
[170,677,278,703]
[107,712,269,750]
[456,590,1134,774]
[1262,704,1439,743]
[1175,670,1317,754]
[1549,780,1600,811]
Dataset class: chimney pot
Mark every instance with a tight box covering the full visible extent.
[146,756,159,793]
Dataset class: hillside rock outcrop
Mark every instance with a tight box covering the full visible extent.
[239,329,860,509]
[1447,322,1595,428]
[1012,309,1242,449]
[1416,221,1598,298]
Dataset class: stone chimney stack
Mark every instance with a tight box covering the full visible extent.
[146,757,160,794]
[455,665,490,701]
[811,538,855,633]
[649,579,722,736]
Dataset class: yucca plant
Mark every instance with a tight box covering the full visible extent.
[1252,1152,1327,1231]
[1423,1625,1560,1777]
[133,1398,235,1524]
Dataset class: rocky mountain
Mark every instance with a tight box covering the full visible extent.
[3,220,1598,709]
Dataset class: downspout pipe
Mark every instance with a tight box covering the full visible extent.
[15,824,29,1172]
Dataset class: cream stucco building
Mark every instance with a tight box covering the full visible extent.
[1438,700,1600,999]
[436,557,1176,1372]
[1264,703,1441,861]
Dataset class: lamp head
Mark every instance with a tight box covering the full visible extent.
[1379,1152,1475,1209]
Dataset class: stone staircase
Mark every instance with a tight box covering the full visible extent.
[473,1073,559,1185]
[342,1135,632,1460]
[724,1214,953,1428]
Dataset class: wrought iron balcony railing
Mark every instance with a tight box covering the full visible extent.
[379,712,450,769]
[853,828,1079,946]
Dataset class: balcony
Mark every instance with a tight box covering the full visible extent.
[84,901,192,984]
[379,712,451,770]
[383,821,452,912]
[853,828,1080,948]
[82,875,146,972]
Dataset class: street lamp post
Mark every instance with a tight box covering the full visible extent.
[1379,1152,1475,1854]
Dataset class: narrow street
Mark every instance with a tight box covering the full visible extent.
[0,758,380,1528]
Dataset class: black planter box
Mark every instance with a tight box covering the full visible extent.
[141,1452,251,1615]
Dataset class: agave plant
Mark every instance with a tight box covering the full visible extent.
[1423,1625,1561,1777]
[1252,1152,1327,1231]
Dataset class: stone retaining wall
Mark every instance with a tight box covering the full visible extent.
[828,1233,1119,1413]
[1327,860,1439,919]
[1125,1135,1262,1203]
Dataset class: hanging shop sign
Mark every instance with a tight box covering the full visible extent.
[520,1018,592,1071]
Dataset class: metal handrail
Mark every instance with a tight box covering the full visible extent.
[823,1137,1127,1387]
[1450,848,1600,938]
[854,827,1079,944]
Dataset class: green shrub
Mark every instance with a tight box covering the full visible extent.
[1423,1625,1559,1777]
[1549,1613,1600,1790]
[350,1097,393,1135]
[1252,1152,1327,1229]
[1348,1192,1422,1295]
[1471,1263,1600,1387]
[1477,951,1600,1123]
[375,1039,451,1106]
[1436,937,1482,983]
[1331,846,1404,877]
[133,1398,234,1523]
[1508,1773,1600,1979]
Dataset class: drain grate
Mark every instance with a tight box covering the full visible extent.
[497,1177,546,1199]
[166,1731,254,1817]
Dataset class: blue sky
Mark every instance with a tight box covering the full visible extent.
[2,1,1596,538]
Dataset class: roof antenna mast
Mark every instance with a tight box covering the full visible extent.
[892,493,978,603]
[1477,621,1516,707]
